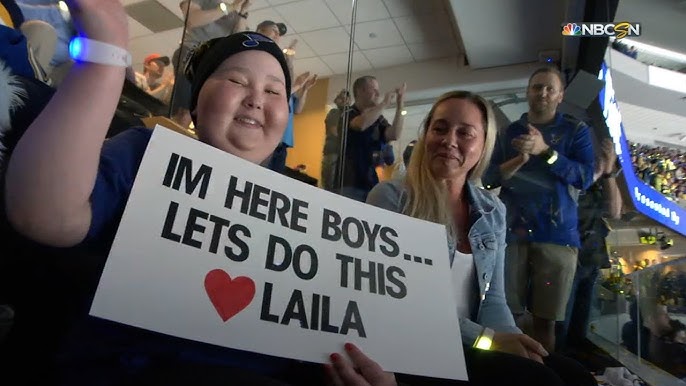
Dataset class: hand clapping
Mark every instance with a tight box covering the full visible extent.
[511,124,550,156]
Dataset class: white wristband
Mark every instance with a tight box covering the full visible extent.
[219,2,229,15]
[69,37,132,67]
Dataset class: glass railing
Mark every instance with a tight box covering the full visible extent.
[589,236,686,385]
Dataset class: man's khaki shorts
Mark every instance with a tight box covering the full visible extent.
[505,242,578,321]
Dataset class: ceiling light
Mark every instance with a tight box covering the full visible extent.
[401,110,407,116]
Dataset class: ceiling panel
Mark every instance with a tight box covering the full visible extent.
[128,27,185,65]
[394,12,451,44]
[615,0,686,56]
[407,39,458,61]
[320,51,373,74]
[353,19,405,50]
[248,7,296,35]
[325,0,388,24]
[286,34,316,59]
[275,0,339,33]
[363,45,414,69]
[125,0,184,32]
[128,16,153,39]
[382,0,443,18]
[157,0,184,19]
[450,0,563,69]
[299,26,353,56]
[293,56,333,77]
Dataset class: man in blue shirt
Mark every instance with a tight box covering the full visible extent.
[483,67,594,352]
[339,75,406,202]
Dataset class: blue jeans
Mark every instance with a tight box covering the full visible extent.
[557,264,600,351]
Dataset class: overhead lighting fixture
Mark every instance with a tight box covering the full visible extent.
[401,110,407,116]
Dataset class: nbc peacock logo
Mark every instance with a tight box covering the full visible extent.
[561,22,640,39]
[561,23,581,36]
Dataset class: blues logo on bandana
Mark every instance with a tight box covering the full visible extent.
[242,33,275,47]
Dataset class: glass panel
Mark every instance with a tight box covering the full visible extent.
[587,219,686,384]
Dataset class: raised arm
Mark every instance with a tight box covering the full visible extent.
[596,138,622,219]
[293,73,317,115]
[384,83,405,141]
[181,0,241,29]
[349,93,392,132]
[5,0,129,247]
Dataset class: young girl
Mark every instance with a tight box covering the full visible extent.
[0,0,328,384]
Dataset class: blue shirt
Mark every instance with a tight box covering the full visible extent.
[483,112,595,247]
[281,95,297,147]
[76,128,292,380]
[342,105,389,191]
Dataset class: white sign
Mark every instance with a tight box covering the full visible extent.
[91,126,466,380]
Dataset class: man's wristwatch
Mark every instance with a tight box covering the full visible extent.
[541,147,558,165]
[601,166,623,179]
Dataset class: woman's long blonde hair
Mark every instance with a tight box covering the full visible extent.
[403,91,497,228]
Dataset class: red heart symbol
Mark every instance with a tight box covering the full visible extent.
[204,269,255,322]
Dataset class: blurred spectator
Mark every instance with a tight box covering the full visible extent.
[339,75,406,202]
[557,138,622,354]
[16,0,75,70]
[611,40,638,60]
[267,71,317,173]
[321,89,349,192]
[134,53,174,104]
[171,0,251,127]
[483,66,595,352]
[629,141,686,207]
[1,0,51,83]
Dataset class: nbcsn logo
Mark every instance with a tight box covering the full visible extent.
[561,22,640,39]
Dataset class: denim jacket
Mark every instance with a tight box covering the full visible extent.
[366,179,521,346]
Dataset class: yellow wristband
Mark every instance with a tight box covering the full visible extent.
[547,151,558,164]
[474,327,494,350]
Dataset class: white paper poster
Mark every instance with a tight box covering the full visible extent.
[90,126,467,380]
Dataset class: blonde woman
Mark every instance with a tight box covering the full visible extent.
[325,91,595,386]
